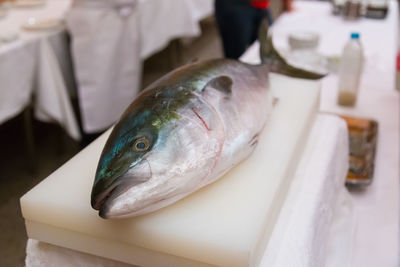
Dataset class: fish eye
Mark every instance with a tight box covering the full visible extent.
[133,137,150,151]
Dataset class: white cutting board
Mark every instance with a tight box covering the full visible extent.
[21,74,320,267]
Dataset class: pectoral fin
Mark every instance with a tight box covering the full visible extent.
[203,75,233,97]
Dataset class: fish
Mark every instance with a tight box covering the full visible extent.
[91,20,325,219]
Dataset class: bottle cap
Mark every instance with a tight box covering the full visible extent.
[351,32,360,39]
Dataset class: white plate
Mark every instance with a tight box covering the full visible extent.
[22,17,63,31]
[13,0,46,8]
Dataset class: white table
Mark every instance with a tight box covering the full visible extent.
[0,0,80,140]
[0,0,214,137]
[271,1,399,266]
[272,0,398,92]
[66,0,214,133]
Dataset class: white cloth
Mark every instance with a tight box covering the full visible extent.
[66,0,141,133]
[138,0,213,59]
[325,188,355,267]
[269,1,399,266]
[66,0,214,133]
[26,239,134,267]
[320,79,400,267]
[35,38,81,140]
[0,1,81,140]
[260,114,350,267]
[0,40,36,123]
[25,114,351,266]
[182,0,214,26]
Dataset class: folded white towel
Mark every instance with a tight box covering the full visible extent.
[260,114,350,267]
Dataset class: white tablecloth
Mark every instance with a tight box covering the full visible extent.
[138,0,213,60]
[260,114,351,267]
[0,0,213,136]
[0,1,81,140]
[270,1,399,266]
[66,0,213,133]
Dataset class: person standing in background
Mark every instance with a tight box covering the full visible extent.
[215,0,292,59]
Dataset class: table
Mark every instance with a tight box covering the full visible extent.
[271,0,398,92]
[0,0,214,137]
[66,0,214,133]
[271,1,399,266]
[0,1,80,140]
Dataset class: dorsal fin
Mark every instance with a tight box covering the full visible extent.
[258,19,326,80]
[203,75,232,96]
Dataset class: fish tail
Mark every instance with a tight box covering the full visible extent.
[258,19,325,80]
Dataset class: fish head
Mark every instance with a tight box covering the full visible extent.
[91,92,224,219]
[91,109,159,215]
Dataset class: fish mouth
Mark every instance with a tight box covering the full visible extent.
[92,178,131,219]
[91,164,133,212]
[91,180,121,211]
[91,160,153,219]
[92,174,152,219]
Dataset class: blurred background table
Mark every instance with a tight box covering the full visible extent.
[66,0,214,134]
[269,1,399,266]
[271,0,398,93]
[0,0,213,142]
[0,1,80,140]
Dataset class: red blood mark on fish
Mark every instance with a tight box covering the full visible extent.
[191,107,211,131]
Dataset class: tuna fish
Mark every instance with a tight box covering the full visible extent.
[91,21,324,219]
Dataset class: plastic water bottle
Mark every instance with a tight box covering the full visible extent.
[338,32,364,106]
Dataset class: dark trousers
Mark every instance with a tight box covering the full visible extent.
[215,0,273,59]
